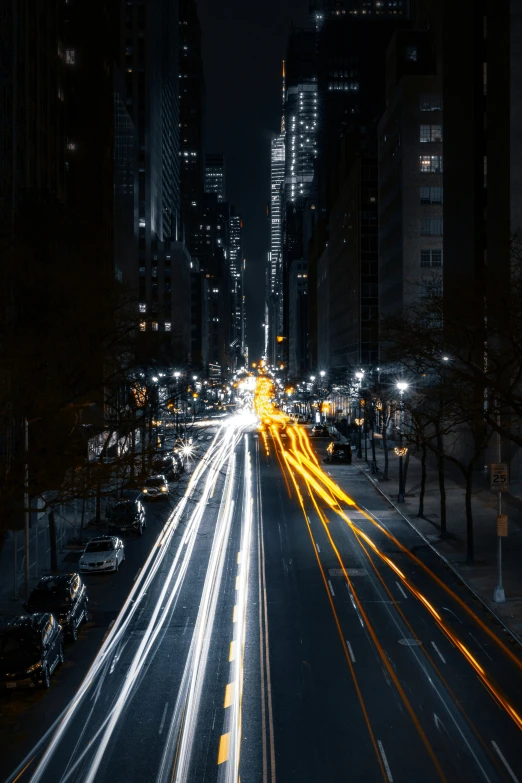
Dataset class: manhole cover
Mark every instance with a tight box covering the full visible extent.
[398,638,422,646]
[329,568,367,577]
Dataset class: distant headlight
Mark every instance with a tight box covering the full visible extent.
[26,662,42,674]
[142,488,148,493]
[160,486,167,492]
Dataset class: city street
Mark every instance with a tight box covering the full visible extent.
[3,412,522,783]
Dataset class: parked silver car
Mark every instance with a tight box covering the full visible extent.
[79,537,125,573]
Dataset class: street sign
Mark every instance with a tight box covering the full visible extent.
[490,463,509,492]
[497,514,508,537]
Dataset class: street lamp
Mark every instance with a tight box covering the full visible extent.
[395,381,409,502]
[354,371,365,457]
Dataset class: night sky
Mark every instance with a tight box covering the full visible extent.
[197,0,309,361]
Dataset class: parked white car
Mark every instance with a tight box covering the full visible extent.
[79,537,125,573]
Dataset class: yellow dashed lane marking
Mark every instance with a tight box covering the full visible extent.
[229,640,236,661]
[237,551,242,564]
[233,604,237,623]
[235,575,239,590]
[218,733,230,764]
[224,682,234,708]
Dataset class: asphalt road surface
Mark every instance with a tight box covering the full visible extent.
[3,417,522,783]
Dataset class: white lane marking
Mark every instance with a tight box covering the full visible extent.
[431,641,446,664]
[395,581,407,599]
[377,740,394,782]
[316,542,321,553]
[469,631,493,662]
[346,641,356,663]
[491,741,520,782]
[442,606,462,623]
[346,583,365,627]
[133,568,142,582]
[158,702,169,735]
[328,580,335,597]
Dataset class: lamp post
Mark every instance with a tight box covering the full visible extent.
[355,371,364,458]
[395,381,409,502]
[173,371,181,434]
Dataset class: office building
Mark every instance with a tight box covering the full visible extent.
[0,0,65,222]
[288,260,309,378]
[310,0,410,19]
[308,9,406,372]
[267,132,286,367]
[205,153,226,202]
[191,193,231,374]
[282,29,317,373]
[378,27,442,320]
[229,209,245,368]
[121,0,188,363]
[179,0,205,253]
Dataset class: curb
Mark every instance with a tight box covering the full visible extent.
[353,460,522,650]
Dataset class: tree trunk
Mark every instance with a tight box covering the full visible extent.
[465,467,474,563]
[370,430,377,473]
[436,427,447,537]
[403,449,411,494]
[382,421,389,480]
[417,443,427,517]
[49,510,58,571]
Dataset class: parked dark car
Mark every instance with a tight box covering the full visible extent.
[0,613,64,690]
[24,573,88,642]
[152,454,181,480]
[326,441,352,463]
[108,499,146,535]
[311,424,329,437]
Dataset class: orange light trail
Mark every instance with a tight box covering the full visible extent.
[253,377,522,737]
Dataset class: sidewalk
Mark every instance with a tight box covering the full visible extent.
[0,497,111,630]
[351,442,522,642]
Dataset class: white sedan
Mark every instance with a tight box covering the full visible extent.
[79,537,125,573]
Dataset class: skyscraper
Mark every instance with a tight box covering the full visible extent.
[270,134,286,294]
[179,0,205,253]
[205,153,226,202]
[282,29,317,374]
[229,208,244,368]
[310,0,410,18]
[121,0,189,362]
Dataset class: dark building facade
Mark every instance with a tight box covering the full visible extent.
[0,0,66,222]
[309,11,406,373]
[205,153,226,202]
[191,193,231,374]
[378,27,441,321]
[229,208,245,368]
[179,0,205,253]
[119,0,187,363]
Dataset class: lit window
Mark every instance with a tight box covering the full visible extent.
[139,321,146,332]
[67,142,76,151]
[420,155,443,173]
[165,322,172,332]
[152,322,158,332]
[66,49,75,64]
[139,303,146,313]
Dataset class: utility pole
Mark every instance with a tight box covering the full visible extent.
[493,412,507,603]
[24,417,30,599]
